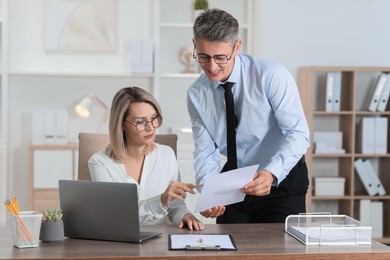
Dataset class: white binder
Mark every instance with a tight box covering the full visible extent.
[354,159,376,196]
[55,110,68,145]
[325,72,335,112]
[332,72,342,111]
[129,40,142,73]
[359,117,375,154]
[377,73,390,112]
[32,110,45,145]
[374,117,388,154]
[43,110,56,145]
[368,73,387,112]
[359,199,371,226]
[141,40,154,73]
[363,159,386,196]
[370,202,383,238]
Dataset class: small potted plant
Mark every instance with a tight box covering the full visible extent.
[193,0,208,22]
[39,208,64,242]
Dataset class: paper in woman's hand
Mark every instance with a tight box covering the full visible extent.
[194,164,259,213]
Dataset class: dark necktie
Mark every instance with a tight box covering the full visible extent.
[221,82,237,171]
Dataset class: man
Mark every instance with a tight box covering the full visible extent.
[187,9,310,223]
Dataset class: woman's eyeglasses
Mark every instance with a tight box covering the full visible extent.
[125,115,162,132]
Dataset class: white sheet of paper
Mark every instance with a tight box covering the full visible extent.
[194,164,259,213]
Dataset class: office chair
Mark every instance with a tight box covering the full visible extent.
[77,132,178,180]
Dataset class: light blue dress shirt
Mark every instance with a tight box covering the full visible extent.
[187,54,310,186]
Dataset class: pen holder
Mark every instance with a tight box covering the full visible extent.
[10,211,43,248]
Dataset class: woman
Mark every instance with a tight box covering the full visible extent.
[88,86,204,230]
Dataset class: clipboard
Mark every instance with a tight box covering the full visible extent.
[168,234,237,251]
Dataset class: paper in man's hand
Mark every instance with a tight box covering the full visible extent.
[194,164,259,213]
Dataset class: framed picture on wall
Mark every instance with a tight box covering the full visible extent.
[44,0,118,52]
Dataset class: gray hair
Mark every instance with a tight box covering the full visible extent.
[106,86,162,162]
[193,8,239,44]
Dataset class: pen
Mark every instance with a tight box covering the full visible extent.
[193,184,204,188]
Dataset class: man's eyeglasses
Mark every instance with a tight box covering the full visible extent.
[125,115,162,132]
[193,45,236,64]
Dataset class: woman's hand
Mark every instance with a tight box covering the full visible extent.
[200,205,225,218]
[179,213,205,231]
[161,181,198,208]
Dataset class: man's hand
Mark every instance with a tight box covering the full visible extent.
[200,205,225,218]
[241,170,275,196]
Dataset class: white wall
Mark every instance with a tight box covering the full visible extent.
[253,0,390,78]
[4,0,390,216]
[9,0,153,73]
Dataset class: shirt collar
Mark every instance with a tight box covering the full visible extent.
[212,55,241,89]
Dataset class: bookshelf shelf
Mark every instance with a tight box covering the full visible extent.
[299,66,390,243]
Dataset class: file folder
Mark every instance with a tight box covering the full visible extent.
[359,117,375,154]
[332,72,342,111]
[370,202,383,238]
[359,199,371,226]
[32,110,45,145]
[377,73,390,112]
[354,159,376,196]
[374,117,388,154]
[368,73,387,112]
[363,159,386,196]
[325,72,335,112]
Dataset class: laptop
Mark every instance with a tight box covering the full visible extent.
[58,180,162,243]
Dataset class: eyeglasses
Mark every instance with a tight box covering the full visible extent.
[125,115,162,132]
[193,45,235,64]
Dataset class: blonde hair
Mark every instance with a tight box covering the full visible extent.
[105,87,163,162]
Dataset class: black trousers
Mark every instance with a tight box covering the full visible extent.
[217,156,308,224]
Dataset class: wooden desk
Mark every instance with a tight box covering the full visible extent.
[0,224,389,260]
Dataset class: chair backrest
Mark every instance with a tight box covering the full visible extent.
[77,132,178,180]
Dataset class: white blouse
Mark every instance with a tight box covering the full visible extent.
[88,144,191,225]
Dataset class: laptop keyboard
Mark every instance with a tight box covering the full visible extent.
[140,231,153,239]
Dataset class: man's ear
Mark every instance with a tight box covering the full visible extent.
[192,38,197,48]
[234,39,242,55]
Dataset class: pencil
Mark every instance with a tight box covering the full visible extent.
[4,194,34,244]
[193,184,204,188]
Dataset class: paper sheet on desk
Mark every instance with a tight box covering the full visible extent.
[194,164,259,213]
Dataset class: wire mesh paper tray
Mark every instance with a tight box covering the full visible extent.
[285,213,372,245]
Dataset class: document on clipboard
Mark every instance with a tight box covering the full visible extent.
[168,234,237,251]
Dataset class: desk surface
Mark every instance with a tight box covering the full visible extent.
[1,223,389,260]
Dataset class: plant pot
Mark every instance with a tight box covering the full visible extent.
[39,221,64,243]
